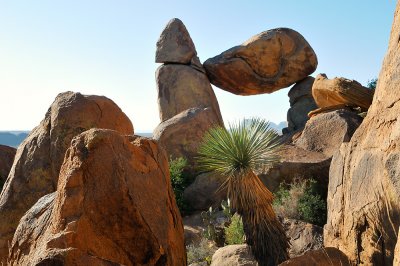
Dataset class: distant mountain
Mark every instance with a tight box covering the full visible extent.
[269,121,287,134]
[0,132,29,148]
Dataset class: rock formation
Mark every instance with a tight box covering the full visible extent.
[0,145,16,188]
[394,228,400,265]
[324,4,400,264]
[312,73,374,111]
[278,247,350,266]
[183,172,226,211]
[295,109,362,158]
[0,92,133,262]
[285,77,317,133]
[153,107,221,167]
[155,18,223,167]
[283,219,323,258]
[210,245,257,266]
[204,28,317,95]
[8,129,186,265]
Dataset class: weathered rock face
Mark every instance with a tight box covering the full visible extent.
[0,92,133,262]
[312,73,374,110]
[324,5,400,264]
[153,107,222,167]
[157,64,223,123]
[204,28,317,95]
[156,18,196,64]
[286,77,317,132]
[294,109,362,158]
[210,244,258,266]
[183,172,226,211]
[283,219,323,258]
[9,129,186,265]
[259,145,331,193]
[278,247,350,266]
[394,228,400,265]
[0,145,16,188]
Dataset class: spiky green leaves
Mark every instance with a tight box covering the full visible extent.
[197,118,282,177]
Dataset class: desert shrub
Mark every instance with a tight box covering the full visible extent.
[187,238,217,265]
[367,78,378,90]
[273,179,326,226]
[225,213,245,245]
[169,157,194,215]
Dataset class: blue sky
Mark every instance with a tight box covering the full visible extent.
[0,1,396,132]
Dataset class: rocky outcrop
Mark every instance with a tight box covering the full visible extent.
[210,244,257,266]
[312,73,374,110]
[183,172,226,211]
[285,77,317,132]
[259,145,331,193]
[156,18,197,64]
[153,107,221,167]
[155,18,223,167]
[156,64,222,123]
[295,109,362,158]
[204,28,317,95]
[324,4,400,264]
[278,248,350,266]
[9,129,185,265]
[0,92,133,262]
[394,228,400,265]
[0,145,16,188]
[283,219,323,258]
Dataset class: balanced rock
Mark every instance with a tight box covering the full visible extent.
[324,5,400,264]
[295,109,362,158]
[312,73,374,110]
[9,129,185,265]
[0,92,133,262]
[286,77,317,132]
[283,219,323,258]
[0,145,16,188]
[278,247,350,266]
[153,107,222,167]
[157,64,223,123]
[183,172,226,211]
[210,245,257,266]
[204,28,317,95]
[156,18,196,64]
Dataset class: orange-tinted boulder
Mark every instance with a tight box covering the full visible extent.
[9,129,186,265]
[204,28,317,95]
[0,145,15,189]
[0,92,133,262]
[278,247,350,266]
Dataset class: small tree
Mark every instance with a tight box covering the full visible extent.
[197,118,289,266]
[367,78,378,90]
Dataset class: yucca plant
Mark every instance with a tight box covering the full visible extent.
[197,118,289,266]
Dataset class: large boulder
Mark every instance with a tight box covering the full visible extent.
[8,129,186,265]
[259,145,331,193]
[204,28,317,95]
[286,77,317,132]
[156,64,223,123]
[183,172,226,211]
[312,73,374,110]
[324,5,400,264]
[0,92,133,262]
[210,244,257,266]
[153,107,222,167]
[294,109,362,158]
[0,145,16,188]
[278,247,350,266]
[283,219,323,258]
[156,18,196,64]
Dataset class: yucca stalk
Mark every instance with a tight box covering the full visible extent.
[197,118,289,266]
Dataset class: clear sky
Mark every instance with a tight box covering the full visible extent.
[0,1,396,132]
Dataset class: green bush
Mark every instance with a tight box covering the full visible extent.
[273,179,326,226]
[224,213,245,245]
[367,78,378,90]
[187,238,217,265]
[169,157,194,215]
